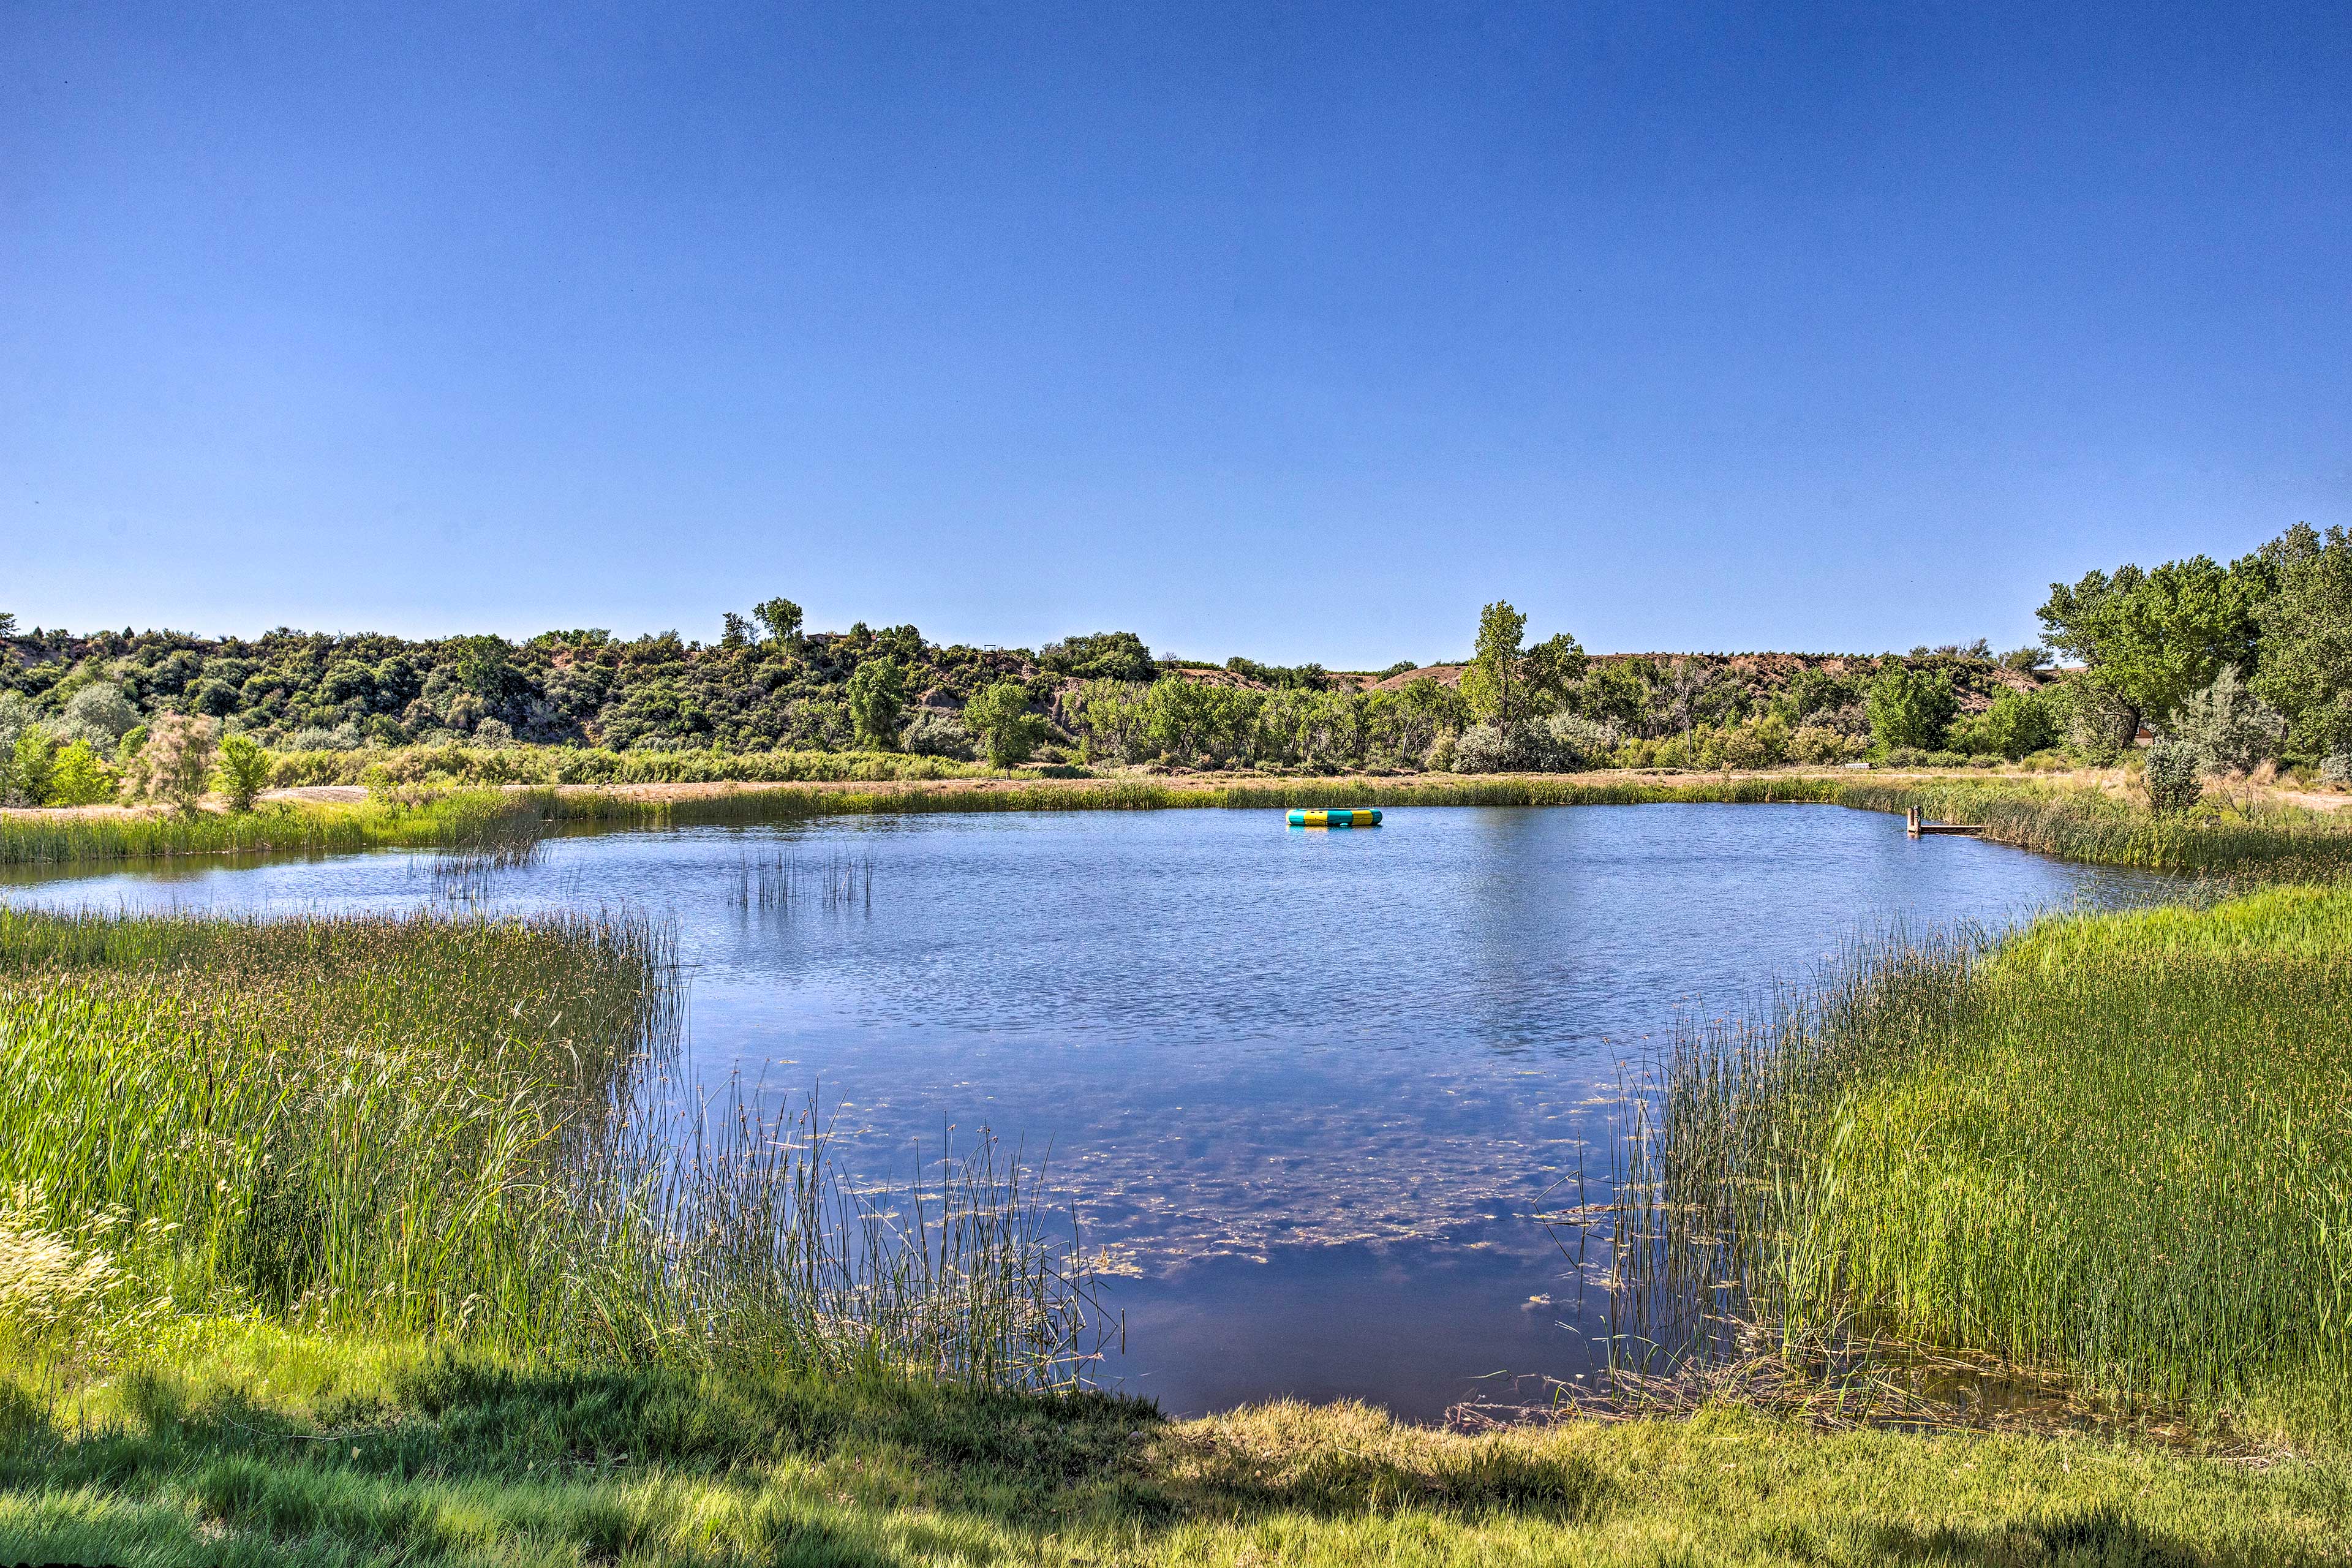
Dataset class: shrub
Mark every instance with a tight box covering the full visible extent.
[1526,713,1619,771]
[45,741,118,806]
[1885,746,1926,769]
[1790,724,1855,766]
[2143,737,2204,815]
[2322,752,2352,787]
[214,733,272,812]
[2169,666,2286,775]
[900,710,977,760]
[128,714,219,815]
[1420,733,1457,773]
[1452,723,1515,774]
[1925,750,1968,769]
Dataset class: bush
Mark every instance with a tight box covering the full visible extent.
[127,713,219,814]
[2169,667,2286,775]
[1452,723,1515,774]
[1885,746,1926,769]
[214,733,272,812]
[45,741,118,806]
[1526,713,1619,771]
[2322,752,2352,787]
[2143,737,2203,815]
[900,710,978,760]
[1925,750,1967,769]
[1790,724,1856,766]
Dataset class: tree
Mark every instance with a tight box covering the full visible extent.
[9,728,56,807]
[1521,632,1589,713]
[962,682,1045,769]
[1865,666,1957,751]
[0,612,16,639]
[46,741,117,806]
[845,655,907,750]
[2037,554,2269,731]
[214,731,273,811]
[132,712,218,814]
[719,612,753,650]
[2248,524,2352,760]
[753,598,804,649]
[1980,688,2059,760]
[1459,601,1529,733]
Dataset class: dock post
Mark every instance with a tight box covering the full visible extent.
[1906,805,1921,837]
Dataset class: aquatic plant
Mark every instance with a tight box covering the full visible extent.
[0,908,1103,1389]
[1611,882,2352,1442]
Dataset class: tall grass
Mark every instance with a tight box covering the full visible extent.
[1614,882,2352,1442]
[0,908,1105,1390]
[0,789,565,869]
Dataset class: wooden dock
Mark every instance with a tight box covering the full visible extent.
[1906,806,1985,838]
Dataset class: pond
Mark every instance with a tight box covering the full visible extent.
[2,802,2174,1420]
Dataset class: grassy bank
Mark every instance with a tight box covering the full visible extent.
[5,1331,2348,1565]
[1629,878,2352,1449]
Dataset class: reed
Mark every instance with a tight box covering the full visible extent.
[0,789,562,869]
[1615,881,2352,1442]
[0,908,1103,1391]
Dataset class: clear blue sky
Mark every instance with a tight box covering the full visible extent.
[5,3,2348,666]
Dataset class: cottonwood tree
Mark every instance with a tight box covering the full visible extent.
[845,655,907,750]
[2249,524,2352,760]
[753,598,804,649]
[2037,554,2269,736]
[963,681,1044,769]
[1459,602,1586,740]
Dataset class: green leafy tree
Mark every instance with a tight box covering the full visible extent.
[1866,666,1958,751]
[214,732,273,812]
[753,598,804,648]
[962,682,1045,769]
[1461,601,1528,731]
[845,655,908,750]
[1980,688,2058,760]
[10,728,57,807]
[1521,632,1589,713]
[2248,524,2352,759]
[45,740,117,806]
[0,612,17,639]
[2037,554,2269,732]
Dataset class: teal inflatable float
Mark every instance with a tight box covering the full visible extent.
[1287,808,1381,828]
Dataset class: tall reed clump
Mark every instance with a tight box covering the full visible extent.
[0,788,571,869]
[0,908,1104,1390]
[1618,882,2352,1442]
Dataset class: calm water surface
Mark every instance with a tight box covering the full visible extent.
[4,804,2172,1419]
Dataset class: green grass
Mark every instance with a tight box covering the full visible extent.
[1629,879,2352,1447]
[0,788,579,868]
[0,908,1102,1386]
[3,1331,2348,1566]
